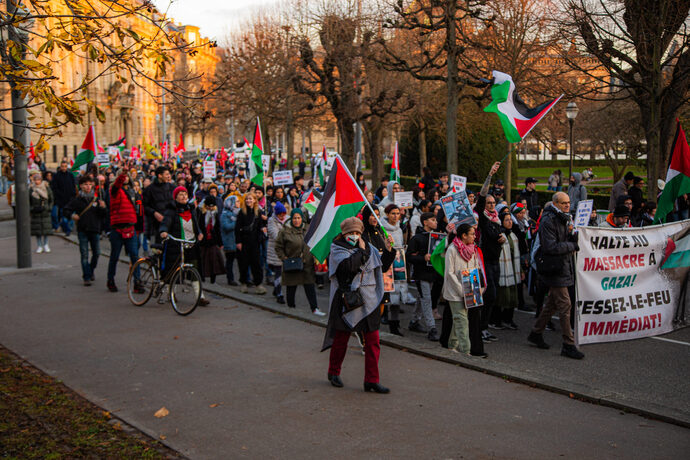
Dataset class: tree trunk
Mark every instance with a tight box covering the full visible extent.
[363,118,384,185]
[445,1,458,174]
[418,118,427,176]
[286,109,294,174]
[337,118,356,171]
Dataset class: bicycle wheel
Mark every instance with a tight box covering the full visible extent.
[127,258,156,306]
[170,266,202,316]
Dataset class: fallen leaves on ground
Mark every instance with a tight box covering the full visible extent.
[154,407,169,418]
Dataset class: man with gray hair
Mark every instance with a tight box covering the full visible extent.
[528,192,584,359]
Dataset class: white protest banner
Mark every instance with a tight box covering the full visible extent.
[261,155,269,173]
[107,146,119,157]
[575,222,689,345]
[273,170,294,186]
[203,160,216,179]
[394,191,414,208]
[450,174,467,193]
[96,152,109,166]
[574,199,594,227]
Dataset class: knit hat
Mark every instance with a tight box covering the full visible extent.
[290,208,304,220]
[340,216,364,235]
[208,183,218,192]
[173,186,187,200]
[613,205,630,218]
[510,202,526,214]
[420,212,435,223]
[274,201,287,215]
[204,196,217,207]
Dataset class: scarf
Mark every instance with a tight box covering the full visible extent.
[78,190,95,201]
[498,232,520,287]
[452,237,476,262]
[176,203,192,222]
[484,208,499,224]
[31,181,49,201]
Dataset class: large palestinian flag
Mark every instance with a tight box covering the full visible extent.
[248,117,264,186]
[72,125,97,171]
[305,156,366,262]
[484,70,562,143]
[655,120,690,223]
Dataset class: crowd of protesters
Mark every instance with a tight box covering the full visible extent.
[1,149,686,381]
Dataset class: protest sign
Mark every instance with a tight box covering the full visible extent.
[394,191,413,208]
[273,170,294,186]
[107,146,119,157]
[574,199,594,227]
[461,269,484,308]
[450,174,467,193]
[261,155,269,173]
[440,191,477,226]
[203,160,216,179]
[96,152,109,166]
[427,232,446,266]
[575,222,689,345]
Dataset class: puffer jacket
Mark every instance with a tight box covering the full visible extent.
[220,201,238,251]
[538,204,578,287]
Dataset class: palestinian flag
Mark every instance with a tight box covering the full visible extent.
[109,134,126,147]
[390,141,400,182]
[317,145,327,186]
[248,117,264,186]
[72,125,97,171]
[661,232,690,269]
[174,133,185,156]
[305,156,367,262]
[655,120,690,223]
[302,189,320,215]
[484,70,562,143]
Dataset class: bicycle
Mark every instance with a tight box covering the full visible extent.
[127,236,202,315]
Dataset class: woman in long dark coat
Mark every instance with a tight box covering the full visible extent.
[235,191,267,294]
[323,216,394,394]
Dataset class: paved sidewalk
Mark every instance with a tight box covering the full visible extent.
[1,234,688,459]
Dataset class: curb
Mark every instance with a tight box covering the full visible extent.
[57,234,690,429]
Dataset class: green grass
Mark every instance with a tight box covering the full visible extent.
[517,165,647,185]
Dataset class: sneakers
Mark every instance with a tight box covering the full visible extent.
[482,330,498,342]
[43,244,51,253]
[470,352,489,358]
[561,343,584,359]
[83,280,92,286]
[254,286,267,295]
[427,327,440,341]
[312,308,326,317]
[36,246,43,254]
[488,323,505,330]
[240,284,248,293]
[276,295,285,304]
[133,282,145,294]
[198,298,210,307]
[227,280,238,286]
[404,294,417,305]
[545,320,556,331]
[527,331,550,349]
[503,321,519,330]
[107,280,118,292]
[408,320,427,333]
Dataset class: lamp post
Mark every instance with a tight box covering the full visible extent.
[566,101,579,183]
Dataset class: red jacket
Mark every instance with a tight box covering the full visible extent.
[110,176,137,227]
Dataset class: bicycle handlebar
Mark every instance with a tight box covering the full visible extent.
[164,236,197,246]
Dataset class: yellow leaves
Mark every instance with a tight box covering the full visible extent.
[35,136,50,154]
[95,106,106,123]
[154,407,169,418]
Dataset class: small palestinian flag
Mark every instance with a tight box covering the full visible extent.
[248,117,264,186]
[305,155,367,262]
[655,120,690,223]
[302,189,320,215]
[174,133,185,156]
[484,70,562,143]
[72,125,97,171]
[317,145,327,186]
[390,141,400,182]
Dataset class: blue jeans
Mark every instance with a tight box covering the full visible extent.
[108,230,139,282]
[78,231,100,281]
[52,205,73,234]
[138,232,149,253]
[0,176,8,194]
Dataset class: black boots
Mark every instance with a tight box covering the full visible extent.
[561,343,585,359]
[427,327,440,341]
[364,382,390,394]
[527,332,550,349]
[328,374,343,388]
[388,320,404,336]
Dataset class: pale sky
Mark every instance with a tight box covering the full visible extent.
[153,0,279,44]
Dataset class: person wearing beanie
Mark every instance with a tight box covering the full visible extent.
[601,205,631,228]
[197,195,225,285]
[519,177,539,220]
[323,214,391,394]
[609,170,636,212]
[406,211,442,341]
[275,208,324,315]
[267,200,289,302]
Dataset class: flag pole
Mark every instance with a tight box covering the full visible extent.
[335,154,390,239]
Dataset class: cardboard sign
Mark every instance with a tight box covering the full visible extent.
[394,191,413,208]
[203,160,216,179]
[273,170,294,186]
[261,155,269,173]
[96,152,109,166]
[451,174,467,193]
[574,199,594,227]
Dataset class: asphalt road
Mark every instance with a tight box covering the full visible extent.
[0,222,689,459]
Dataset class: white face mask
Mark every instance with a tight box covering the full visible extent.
[345,234,360,246]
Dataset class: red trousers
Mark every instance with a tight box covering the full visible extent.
[328,330,380,383]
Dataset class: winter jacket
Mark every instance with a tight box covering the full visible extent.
[274,222,316,286]
[406,230,442,283]
[442,242,483,302]
[235,209,266,247]
[51,170,76,208]
[64,194,107,233]
[142,178,175,236]
[609,178,629,212]
[518,188,540,220]
[220,207,238,251]
[266,214,287,266]
[29,184,53,236]
[109,185,138,229]
[537,204,578,287]
[475,193,504,264]
[567,173,587,213]
[159,202,201,274]
[197,206,222,247]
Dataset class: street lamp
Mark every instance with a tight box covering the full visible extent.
[566,101,579,183]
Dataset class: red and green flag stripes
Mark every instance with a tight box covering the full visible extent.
[484,70,562,143]
[305,156,367,263]
[390,141,400,182]
[72,125,97,171]
[248,117,264,186]
[656,120,690,223]
[302,189,319,215]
